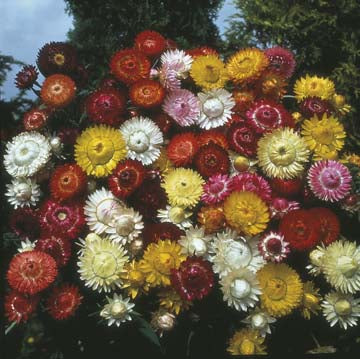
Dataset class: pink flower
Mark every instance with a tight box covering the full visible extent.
[269,197,300,219]
[201,174,232,204]
[308,160,352,202]
[162,89,200,126]
[159,64,182,90]
[258,231,290,263]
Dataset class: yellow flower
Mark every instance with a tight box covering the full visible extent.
[294,75,335,102]
[257,263,303,317]
[341,153,360,167]
[331,93,352,115]
[257,127,310,179]
[301,281,321,320]
[162,168,205,208]
[301,114,345,155]
[77,233,129,292]
[227,48,268,84]
[152,148,174,176]
[121,260,149,299]
[313,147,339,161]
[224,191,269,236]
[75,125,127,177]
[227,329,266,356]
[140,240,186,287]
[158,288,192,315]
[190,55,228,90]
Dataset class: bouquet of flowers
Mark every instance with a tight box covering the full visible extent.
[4,30,360,356]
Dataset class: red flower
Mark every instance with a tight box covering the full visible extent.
[279,209,320,251]
[143,222,184,246]
[167,132,199,166]
[231,172,272,203]
[197,129,229,150]
[40,74,76,108]
[110,49,151,85]
[193,142,230,178]
[5,291,39,323]
[37,42,78,76]
[264,46,295,79]
[39,200,85,240]
[85,87,127,125]
[171,257,214,301]
[152,112,173,134]
[7,251,58,295]
[15,65,38,90]
[108,159,145,198]
[270,177,303,198]
[129,79,165,108]
[50,164,87,202]
[46,283,82,320]
[227,122,259,157]
[10,208,40,240]
[299,97,332,118]
[134,30,166,57]
[35,235,71,267]
[186,46,218,58]
[308,207,340,246]
[23,107,49,131]
[130,178,167,220]
[246,99,294,134]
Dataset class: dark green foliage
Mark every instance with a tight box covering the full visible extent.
[226,0,360,147]
[65,0,224,81]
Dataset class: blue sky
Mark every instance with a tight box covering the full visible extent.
[1,0,236,100]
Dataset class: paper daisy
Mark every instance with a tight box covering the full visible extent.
[75,125,127,177]
[157,205,193,230]
[4,131,51,177]
[190,55,228,90]
[17,239,36,253]
[307,160,351,202]
[196,88,235,129]
[294,75,335,102]
[307,245,327,276]
[100,293,135,327]
[162,168,205,208]
[162,89,200,127]
[321,240,360,294]
[227,329,266,355]
[158,288,192,315]
[258,231,290,263]
[160,49,193,78]
[178,226,212,258]
[120,116,163,165]
[322,291,360,330]
[6,177,41,209]
[77,234,129,292]
[201,174,232,204]
[257,263,303,317]
[242,308,276,337]
[301,281,321,320]
[257,127,310,179]
[121,260,149,299]
[220,267,261,312]
[84,188,125,234]
[209,229,265,277]
[105,207,144,245]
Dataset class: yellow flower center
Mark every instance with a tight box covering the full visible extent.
[334,299,352,316]
[57,211,67,221]
[54,53,65,65]
[234,155,250,172]
[237,205,257,226]
[92,251,117,278]
[269,142,296,166]
[110,301,127,317]
[87,138,115,165]
[239,339,255,355]
[312,127,334,145]
[204,65,220,83]
[237,56,252,71]
[266,278,287,301]
[154,252,175,275]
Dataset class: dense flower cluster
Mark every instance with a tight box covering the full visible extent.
[4,31,359,356]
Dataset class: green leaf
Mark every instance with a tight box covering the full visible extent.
[133,315,164,353]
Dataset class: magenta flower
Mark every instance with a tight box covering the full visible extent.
[201,174,232,204]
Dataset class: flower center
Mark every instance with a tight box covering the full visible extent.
[252,313,267,329]
[204,65,220,83]
[255,107,279,129]
[129,270,144,284]
[15,183,32,200]
[128,131,150,153]
[114,215,135,236]
[155,252,175,274]
[87,138,115,165]
[22,260,42,279]
[15,141,40,166]
[169,206,186,223]
[57,211,67,221]
[234,155,250,172]
[266,237,282,254]
[312,127,334,145]
[110,301,127,317]
[202,97,224,118]
[230,278,251,299]
[266,278,287,301]
[320,168,341,189]
[54,53,65,66]
[91,251,117,278]
[188,238,207,255]
[238,206,257,226]
[209,181,224,194]
[269,142,296,166]
[239,339,255,355]
[334,299,352,316]
[225,241,252,268]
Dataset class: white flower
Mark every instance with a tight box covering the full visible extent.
[84,188,125,234]
[48,134,64,159]
[4,131,51,177]
[120,117,163,165]
[6,177,41,209]
[242,308,276,337]
[220,268,261,312]
[17,239,36,253]
[178,226,212,258]
[100,293,135,327]
[196,89,235,130]
[209,229,265,277]
[157,205,193,230]
[160,49,193,78]
[322,291,360,330]
[105,207,144,245]
[307,245,326,276]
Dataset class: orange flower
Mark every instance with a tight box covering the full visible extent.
[129,79,165,108]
